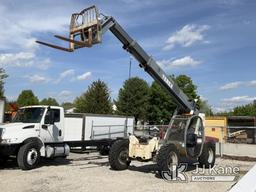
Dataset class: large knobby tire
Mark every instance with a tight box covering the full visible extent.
[109,139,131,170]
[157,144,180,175]
[99,145,110,156]
[198,142,215,168]
[17,142,41,170]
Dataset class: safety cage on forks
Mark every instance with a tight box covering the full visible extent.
[36,5,102,52]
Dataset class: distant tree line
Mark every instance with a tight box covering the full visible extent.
[216,102,256,116]
[73,75,213,124]
[3,64,254,124]
[2,72,213,124]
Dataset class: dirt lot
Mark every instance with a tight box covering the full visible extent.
[0,152,255,192]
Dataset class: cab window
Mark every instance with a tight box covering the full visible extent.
[46,109,60,122]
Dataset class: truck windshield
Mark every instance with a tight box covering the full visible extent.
[13,107,45,123]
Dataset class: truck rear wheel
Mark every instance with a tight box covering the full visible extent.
[157,144,180,176]
[109,139,130,170]
[198,142,215,168]
[98,145,110,156]
[17,142,41,170]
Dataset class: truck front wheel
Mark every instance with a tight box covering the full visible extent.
[17,142,41,170]
[109,139,131,170]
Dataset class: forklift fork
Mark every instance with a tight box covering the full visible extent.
[36,5,102,52]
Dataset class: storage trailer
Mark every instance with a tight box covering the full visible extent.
[0,105,134,169]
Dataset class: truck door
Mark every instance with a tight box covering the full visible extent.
[41,108,63,143]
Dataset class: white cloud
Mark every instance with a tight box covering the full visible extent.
[0,2,72,51]
[200,95,207,101]
[0,51,52,70]
[26,74,49,84]
[0,52,35,67]
[158,56,200,69]
[59,90,72,97]
[212,95,256,113]
[58,90,73,102]
[61,69,75,78]
[55,69,75,84]
[37,58,52,70]
[219,81,243,90]
[163,24,210,50]
[219,80,256,90]
[248,80,256,87]
[0,1,73,72]
[212,106,230,113]
[77,72,92,81]
[222,96,256,104]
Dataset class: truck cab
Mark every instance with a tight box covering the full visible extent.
[0,105,64,145]
[0,105,134,170]
[0,105,68,170]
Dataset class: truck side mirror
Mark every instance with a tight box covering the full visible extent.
[44,111,55,125]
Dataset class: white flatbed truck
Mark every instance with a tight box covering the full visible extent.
[0,105,134,170]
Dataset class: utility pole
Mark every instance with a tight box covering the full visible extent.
[129,56,132,79]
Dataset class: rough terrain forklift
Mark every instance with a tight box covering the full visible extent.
[36,5,216,177]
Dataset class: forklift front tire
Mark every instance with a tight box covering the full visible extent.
[109,139,131,170]
[157,144,180,176]
[198,142,215,168]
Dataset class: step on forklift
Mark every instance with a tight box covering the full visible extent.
[36,5,216,178]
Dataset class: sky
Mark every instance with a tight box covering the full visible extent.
[0,0,255,112]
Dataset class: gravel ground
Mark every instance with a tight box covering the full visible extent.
[0,152,255,192]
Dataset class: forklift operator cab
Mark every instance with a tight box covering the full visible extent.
[164,115,204,159]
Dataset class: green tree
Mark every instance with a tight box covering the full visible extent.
[40,97,59,106]
[0,68,8,98]
[147,75,200,124]
[199,100,213,116]
[115,77,150,123]
[16,90,39,107]
[233,102,256,116]
[61,102,74,110]
[215,111,233,116]
[175,75,199,100]
[147,81,175,124]
[74,80,112,114]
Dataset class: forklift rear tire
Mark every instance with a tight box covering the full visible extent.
[17,142,41,170]
[109,139,131,170]
[157,144,180,176]
[198,142,215,168]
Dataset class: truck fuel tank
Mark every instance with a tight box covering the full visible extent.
[45,144,70,158]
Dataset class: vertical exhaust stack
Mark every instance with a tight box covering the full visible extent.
[36,5,102,52]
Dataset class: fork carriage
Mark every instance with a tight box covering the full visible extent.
[36,5,102,52]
